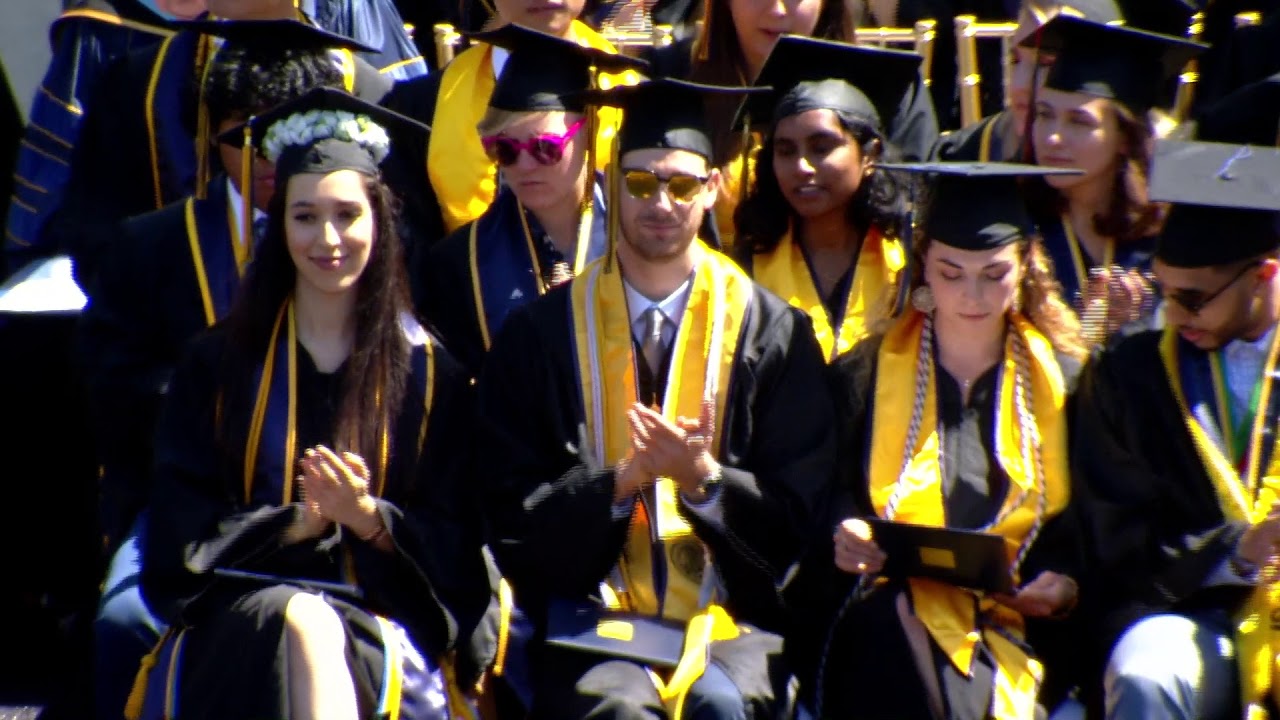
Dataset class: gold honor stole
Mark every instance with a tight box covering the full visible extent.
[751,226,903,362]
[867,311,1070,720]
[713,135,761,252]
[569,242,750,707]
[1159,327,1280,718]
[428,20,636,234]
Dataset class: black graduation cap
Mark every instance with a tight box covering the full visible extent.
[572,78,769,160]
[1195,72,1280,147]
[173,18,377,54]
[1022,15,1205,116]
[875,162,1083,250]
[1023,0,1123,24]
[1149,140,1280,268]
[216,87,427,244]
[736,35,922,132]
[468,23,648,114]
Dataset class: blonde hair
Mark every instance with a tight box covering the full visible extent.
[875,235,1088,360]
[475,107,585,138]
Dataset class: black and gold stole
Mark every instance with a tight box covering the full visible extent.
[867,310,1071,720]
[1160,326,1280,717]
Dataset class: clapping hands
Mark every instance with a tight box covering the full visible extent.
[613,400,720,502]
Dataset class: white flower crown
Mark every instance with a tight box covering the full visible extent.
[261,109,392,166]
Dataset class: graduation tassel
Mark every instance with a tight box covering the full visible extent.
[736,113,753,210]
[575,65,602,275]
[692,0,712,61]
[604,120,622,274]
[194,36,217,200]
[240,120,254,270]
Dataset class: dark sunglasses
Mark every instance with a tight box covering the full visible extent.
[622,169,709,204]
[481,118,586,167]
[1164,261,1261,316]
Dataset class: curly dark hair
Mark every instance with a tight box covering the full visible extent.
[1024,99,1166,244]
[204,45,345,129]
[735,109,906,258]
[219,174,414,485]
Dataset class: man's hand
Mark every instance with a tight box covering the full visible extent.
[628,402,718,498]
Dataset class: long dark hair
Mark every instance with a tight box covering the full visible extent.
[686,0,863,163]
[735,109,905,257]
[219,172,413,483]
[1025,99,1166,244]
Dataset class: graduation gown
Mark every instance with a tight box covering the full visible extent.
[47,21,391,291]
[1195,71,1280,146]
[1037,215,1156,309]
[76,175,249,546]
[787,323,1085,720]
[930,110,1022,163]
[302,0,429,80]
[3,0,168,278]
[1070,325,1277,710]
[415,180,607,376]
[476,250,837,708]
[139,321,490,719]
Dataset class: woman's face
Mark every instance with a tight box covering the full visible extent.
[1007,10,1055,132]
[492,0,585,36]
[1032,88,1124,192]
[285,169,375,297]
[772,109,869,221]
[923,240,1024,331]
[728,0,823,75]
[491,111,589,213]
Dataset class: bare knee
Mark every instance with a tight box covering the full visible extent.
[284,592,347,652]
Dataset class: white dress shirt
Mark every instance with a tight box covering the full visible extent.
[227,178,268,259]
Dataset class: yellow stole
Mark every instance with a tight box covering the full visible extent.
[428,21,636,234]
[713,135,760,252]
[751,226,903,362]
[570,241,750,621]
[1159,327,1280,718]
[867,310,1070,720]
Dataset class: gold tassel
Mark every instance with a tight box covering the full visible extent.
[693,0,712,60]
[575,65,602,275]
[194,36,217,200]
[240,121,254,268]
[605,121,622,274]
[737,114,753,210]
[123,630,172,720]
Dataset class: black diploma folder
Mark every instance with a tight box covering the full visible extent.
[545,600,686,668]
[868,519,1014,594]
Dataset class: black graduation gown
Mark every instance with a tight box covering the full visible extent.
[140,327,491,718]
[2,0,167,279]
[476,277,838,709]
[786,334,1086,719]
[380,72,447,253]
[47,25,392,292]
[1070,326,1265,708]
[930,110,1022,163]
[643,37,941,164]
[1195,71,1280,146]
[76,175,245,546]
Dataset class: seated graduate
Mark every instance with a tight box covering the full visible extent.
[415,24,645,376]
[77,35,345,720]
[645,0,938,251]
[930,0,1123,164]
[1072,141,1280,720]
[3,0,169,279]
[475,77,837,719]
[47,1,393,290]
[382,0,640,250]
[135,88,491,720]
[733,36,915,363]
[789,162,1089,720]
[1020,16,1204,346]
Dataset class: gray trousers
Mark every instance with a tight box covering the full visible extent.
[1104,612,1240,720]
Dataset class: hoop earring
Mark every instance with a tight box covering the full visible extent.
[911,285,936,315]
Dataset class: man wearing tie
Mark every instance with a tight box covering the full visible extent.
[476,77,838,719]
